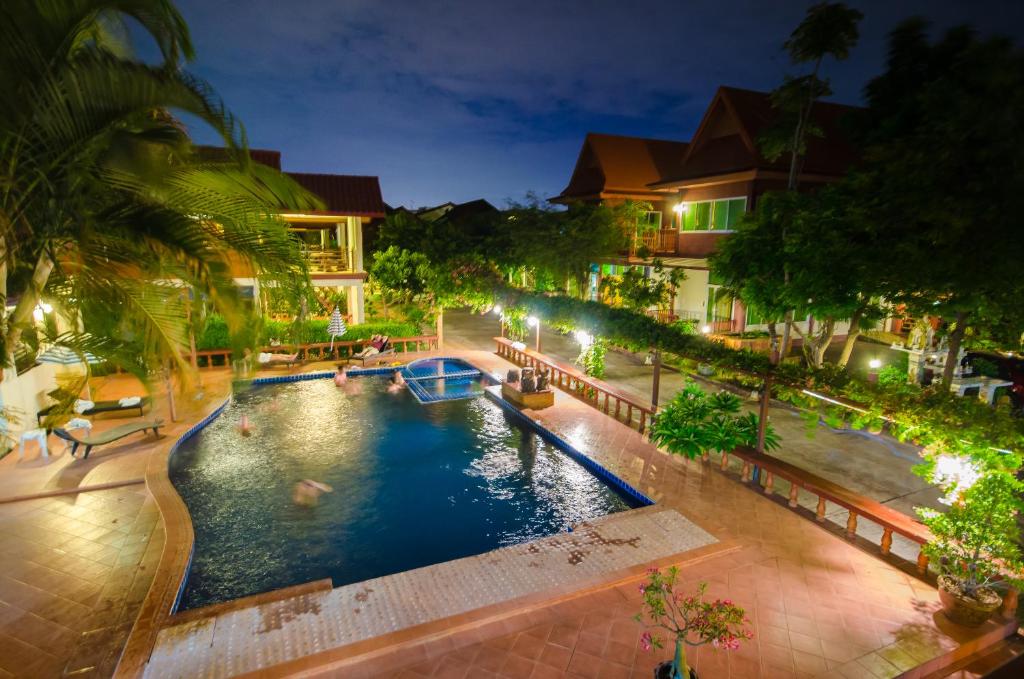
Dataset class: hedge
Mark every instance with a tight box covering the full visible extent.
[196,315,419,350]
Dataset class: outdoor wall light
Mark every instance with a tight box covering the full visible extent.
[701,324,711,334]
[527,316,539,327]
[869,358,883,369]
[673,203,687,214]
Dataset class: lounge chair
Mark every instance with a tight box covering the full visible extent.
[53,419,165,459]
[37,397,151,426]
[257,351,302,370]
[352,336,395,366]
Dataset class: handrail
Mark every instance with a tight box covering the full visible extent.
[494,337,655,433]
[710,444,933,574]
[188,336,440,368]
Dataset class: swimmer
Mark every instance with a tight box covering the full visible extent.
[392,370,406,385]
[334,365,349,387]
[239,414,253,436]
[293,479,334,506]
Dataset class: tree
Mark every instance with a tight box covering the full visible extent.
[0,0,316,383]
[711,187,887,368]
[369,246,430,319]
[759,2,863,359]
[851,20,1024,387]
[599,260,685,314]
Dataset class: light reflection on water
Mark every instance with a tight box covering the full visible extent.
[170,375,633,610]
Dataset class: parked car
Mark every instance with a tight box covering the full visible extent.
[961,351,1024,409]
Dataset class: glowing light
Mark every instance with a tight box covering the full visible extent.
[933,454,982,505]
[868,358,882,370]
[673,203,687,214]
[493,305,502,315]
[41,302,53,313]
[574,330,593,348]
[527,316,539,328]
[33,308,43,322]
[701,324,711,334]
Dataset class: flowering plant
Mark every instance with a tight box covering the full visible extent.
[635,567,752,678]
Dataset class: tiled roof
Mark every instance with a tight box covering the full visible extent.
[556,133,689,199]
[285,173,386,217]
[655,86,860,185]
[194,146,282,170]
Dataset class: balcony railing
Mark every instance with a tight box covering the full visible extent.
[629,229,676,256]
[303,246,351,273]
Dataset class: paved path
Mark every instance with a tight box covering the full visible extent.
[443,309,941,548]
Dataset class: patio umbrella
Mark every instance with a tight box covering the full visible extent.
[327,307,347,351]
[37,346,101,400]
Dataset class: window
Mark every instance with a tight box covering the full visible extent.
[680,197,746,231]
[706,286,733,324]
[640,211,662,229]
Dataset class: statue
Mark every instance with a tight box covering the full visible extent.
[908,322,926,350]
[536,371,549,391]
[521,367,536,393]
[506,369,520,383]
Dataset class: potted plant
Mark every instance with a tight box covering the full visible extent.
[636,568,752,679]
[915,444,1024,627]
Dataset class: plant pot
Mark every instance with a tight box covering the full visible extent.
[937,575,1002,627]
[655,663,696,679]
[654,661,697,679]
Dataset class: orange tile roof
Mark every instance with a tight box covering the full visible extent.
[556,133,689,200]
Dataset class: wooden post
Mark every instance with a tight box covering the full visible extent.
[880,528,893,555]
[816,497,827,522]
[651,348,661,411]
[436,307,444,350]
[846,511,858,539]
[788,483,799,508]
[535,322,541,353]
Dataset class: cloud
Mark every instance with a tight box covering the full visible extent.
[171,0,1024,206]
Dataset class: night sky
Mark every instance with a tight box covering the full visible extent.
[166,0,1024,208]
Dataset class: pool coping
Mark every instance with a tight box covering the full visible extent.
[115,355,658,677]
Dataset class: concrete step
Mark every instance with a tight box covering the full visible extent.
[925,634,1024,678]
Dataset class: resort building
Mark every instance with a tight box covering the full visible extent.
[555,86,860,338]
[203,147,385,324]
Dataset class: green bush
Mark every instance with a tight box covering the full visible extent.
[877,365,907,387]
[196,314,419,349]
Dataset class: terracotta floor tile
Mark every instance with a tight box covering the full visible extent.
[498,653,536,678]
[537,643,572,671]
[567,650,604,678]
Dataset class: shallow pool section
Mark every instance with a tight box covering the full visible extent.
[170,373,638,610]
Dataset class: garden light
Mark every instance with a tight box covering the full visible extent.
[32,302,53,322]
[701,324,711,334]
[869,358,882,370]
[492,305,502,315]
[574,330,593,348]
[527,316,539,328]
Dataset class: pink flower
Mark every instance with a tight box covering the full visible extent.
[640,632,653,652]
[638,584,647,594]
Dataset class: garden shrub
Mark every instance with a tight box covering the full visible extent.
[196,314,419,349]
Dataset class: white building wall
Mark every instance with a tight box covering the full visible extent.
[673,268,708,320]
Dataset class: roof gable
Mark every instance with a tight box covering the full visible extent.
[660,86,861,184]
[557,133,688,199]
[285,173,386,217]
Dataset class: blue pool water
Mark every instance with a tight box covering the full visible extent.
[170,368,637,610]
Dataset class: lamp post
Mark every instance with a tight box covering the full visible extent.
[868,358,882,383]
[528,316,540,352]
[493,305,504,338]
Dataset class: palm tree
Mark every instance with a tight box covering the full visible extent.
[0,0,319,389]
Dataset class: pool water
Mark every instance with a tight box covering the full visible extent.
[170,373,636,610]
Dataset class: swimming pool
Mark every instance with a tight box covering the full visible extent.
[169,361,642,610]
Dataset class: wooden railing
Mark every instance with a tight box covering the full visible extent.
[710,444,933,574]
[495,337,656,433]
[190,336,439,369]
[630,229,677,256]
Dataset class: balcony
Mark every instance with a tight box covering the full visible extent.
[303,246,352,274]
[628,229,677,257]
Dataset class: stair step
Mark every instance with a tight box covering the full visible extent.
[926,634,1024,678]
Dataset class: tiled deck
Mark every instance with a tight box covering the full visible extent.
[145,508,721,678]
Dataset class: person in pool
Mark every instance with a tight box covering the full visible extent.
[334,365,348,387]
[387,369,406,393]
[293,479,333,506]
